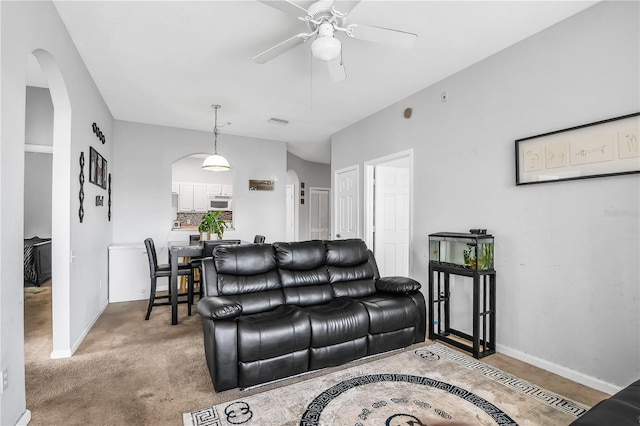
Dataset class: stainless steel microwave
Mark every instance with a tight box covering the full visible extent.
[210,197,232,210]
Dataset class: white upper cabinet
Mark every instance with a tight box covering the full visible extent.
[207,184,222,197]
[178,182,208,212]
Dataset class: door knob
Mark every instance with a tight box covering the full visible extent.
[336,233,341,238]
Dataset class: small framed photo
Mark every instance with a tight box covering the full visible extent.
[101,157,108,189]
[89,146,108,189]
[96,152,103,187]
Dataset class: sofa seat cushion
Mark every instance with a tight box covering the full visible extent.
[305,298,369,347]
[237,305,310,363]
[239,350,309,389]
[359,294,419,334]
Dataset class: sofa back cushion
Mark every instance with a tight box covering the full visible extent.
[214,244,284,314]
[326,239,377,298]
[274,241,333,306]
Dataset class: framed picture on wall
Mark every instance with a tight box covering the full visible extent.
[89,146,107,189]
[89,146,97,185]
[101,157,108,189]
[97,152,104,187]
[515,112,640,185]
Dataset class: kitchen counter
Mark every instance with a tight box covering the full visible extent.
[172,226,199,231]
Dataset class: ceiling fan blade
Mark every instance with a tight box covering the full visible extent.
[326,56,346,82]
[333,0,361,15]
[253,33,309,64]
[256,0,314,16]
[348,24,417,49]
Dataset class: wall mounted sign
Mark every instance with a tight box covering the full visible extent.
[249,179,274,191]
[89,146,108,189]
[516,112,640,185]
[92,122,106,144]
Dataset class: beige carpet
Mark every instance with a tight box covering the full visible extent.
[24,282,609,426]
[184,342,589,426]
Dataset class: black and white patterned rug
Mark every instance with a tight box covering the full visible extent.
[184,343,589,426]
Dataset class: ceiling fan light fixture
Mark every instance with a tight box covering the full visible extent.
[311,22,341,62]
[312,36,341,61]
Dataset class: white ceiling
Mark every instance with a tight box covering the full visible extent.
[42,0,598,164]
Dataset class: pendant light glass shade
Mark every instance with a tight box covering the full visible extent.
[202,104,231,171]
[202,153,231,171]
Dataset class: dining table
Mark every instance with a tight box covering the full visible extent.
[168,239,247,325]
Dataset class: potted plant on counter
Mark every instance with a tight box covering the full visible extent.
[198,218,209,241]
[200,211,227,240]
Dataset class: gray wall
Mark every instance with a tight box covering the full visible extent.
[332,1,639,392]
[24,87,54,239]
[24,152,52,239]
[287,152,331,241]
[25,86,53,146]
[113,120,288,253]
[2,2,114,424]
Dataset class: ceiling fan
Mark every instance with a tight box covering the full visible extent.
[252,0,418,82]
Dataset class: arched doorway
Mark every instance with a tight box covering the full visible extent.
[28,49,73,358]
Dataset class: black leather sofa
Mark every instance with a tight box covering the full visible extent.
[570,379,640,425]
[197,239,426,392]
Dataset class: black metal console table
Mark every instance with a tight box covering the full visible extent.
[428,232,496,359]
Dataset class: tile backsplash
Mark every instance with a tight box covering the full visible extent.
[176,211,233,228]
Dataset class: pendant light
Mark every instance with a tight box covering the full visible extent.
[202,104,231,171]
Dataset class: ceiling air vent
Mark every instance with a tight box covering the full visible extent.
[268,117,289,126]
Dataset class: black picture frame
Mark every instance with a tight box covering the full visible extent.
[89,146,108,189]
[101,157,108,189]
[515,112,640,185]
[89,147,97,185]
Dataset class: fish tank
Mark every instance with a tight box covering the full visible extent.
[429,231,494,270]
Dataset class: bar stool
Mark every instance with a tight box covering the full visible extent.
[143,238,193,320]
[179,234,201,293]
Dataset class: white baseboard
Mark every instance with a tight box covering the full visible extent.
[49,299,109,359]
[16,409,31,426]
[496,343,621,395]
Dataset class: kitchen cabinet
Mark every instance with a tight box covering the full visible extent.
[207,184,222,197]
[178,182,207,212]
[171,182,179,194]
[193,184,207,211]
[223,185,233,196]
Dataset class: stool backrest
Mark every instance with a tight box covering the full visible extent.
[254,235,266,244]
[203,239,241,257]
[144,238,159,278]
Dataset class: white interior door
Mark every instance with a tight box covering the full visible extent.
[310,188,330,240]
[285,184,295,241]
[334,166,358,239]
[374,166,410,276]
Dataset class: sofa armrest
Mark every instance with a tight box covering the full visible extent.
[376,276,421,294]
[197,296,243,320]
